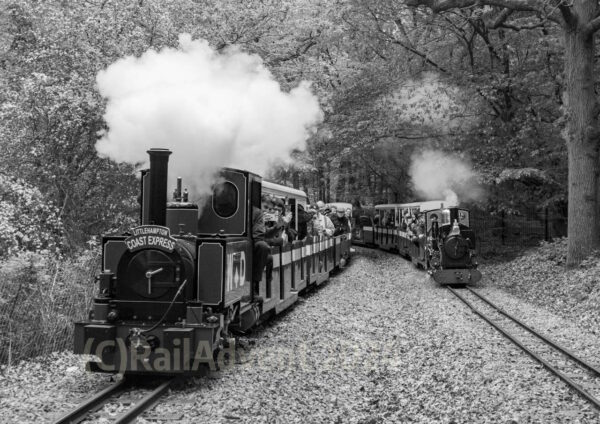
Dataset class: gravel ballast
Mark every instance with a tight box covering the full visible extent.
[1,247,599,423]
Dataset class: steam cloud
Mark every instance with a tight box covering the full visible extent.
[409,150,481,205]
[95,34,323,200]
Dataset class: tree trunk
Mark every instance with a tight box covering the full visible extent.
[564,24,599,265]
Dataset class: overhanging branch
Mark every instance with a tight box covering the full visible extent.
[405,0,567,26]
[584,16,600,35]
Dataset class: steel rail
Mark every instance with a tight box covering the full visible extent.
[113,377,175,424]
[448,286,600,411]
[467,287,600,376]
[53,378,127,424]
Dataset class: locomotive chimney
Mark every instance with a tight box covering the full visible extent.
[147,148,172,226]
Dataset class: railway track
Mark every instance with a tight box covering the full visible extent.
[53,376,175,424]
[448,286,600,410]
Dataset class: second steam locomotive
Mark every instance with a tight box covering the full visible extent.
[353,201,481,285]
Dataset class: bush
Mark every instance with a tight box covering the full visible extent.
[0,174,64,258]
[0,249,99,366]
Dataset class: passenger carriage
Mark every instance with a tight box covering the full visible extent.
[365,201,446,257]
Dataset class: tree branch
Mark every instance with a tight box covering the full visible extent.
[500,20,548,31]
[487,8,513,29]
[405,0,567,25]
[407,0,539,13]
[584,16,600,35]
[390,38,449,73]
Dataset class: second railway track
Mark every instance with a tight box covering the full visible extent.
[449,286,600,410]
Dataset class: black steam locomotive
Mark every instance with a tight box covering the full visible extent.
[74,148,351,375]
[352,201,481,285]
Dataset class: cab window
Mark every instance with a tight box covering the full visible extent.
[212,181,238,218]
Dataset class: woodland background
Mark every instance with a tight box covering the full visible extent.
[0,0,571,364]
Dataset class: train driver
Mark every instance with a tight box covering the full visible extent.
[345,208,352,235]
[428,213,440,250]
[251,202,272,302]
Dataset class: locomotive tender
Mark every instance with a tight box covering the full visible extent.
[353,201,481,285]
[74,148,351,375]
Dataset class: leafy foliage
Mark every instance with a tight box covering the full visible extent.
[0,0,571,244]
[0,174,63,258]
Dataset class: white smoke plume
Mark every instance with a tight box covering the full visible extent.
[95,34,323,201]
[409,150,481,206]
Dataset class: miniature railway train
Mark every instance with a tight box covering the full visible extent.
[75,148,351,375]
[351,201,482,285]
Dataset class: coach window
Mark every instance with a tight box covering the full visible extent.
[213,181,238,218]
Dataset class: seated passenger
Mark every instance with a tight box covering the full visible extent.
[329,206,337,218]
[381,212,389,227]
[315,200,335,237]
[345,208,352,235]
[329,208,340,229]
[406,217,415,236]
[333,208,350,236]
[296,204,313,240]
[264,199,287,245]
[305,206,319,239]
[280,202,296,241]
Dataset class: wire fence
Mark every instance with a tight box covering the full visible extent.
[469,205,568,255]
[0,251,99,368]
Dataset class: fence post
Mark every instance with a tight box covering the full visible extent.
[501,210,505,245]
[544,207,549,241]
